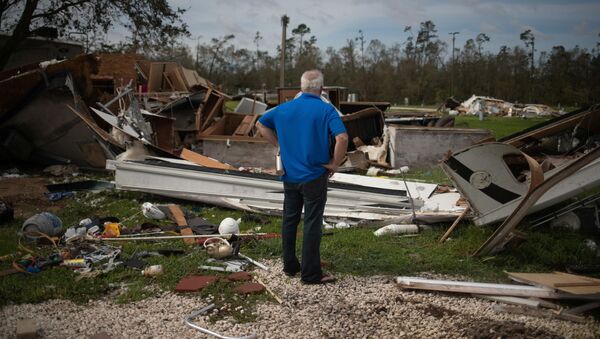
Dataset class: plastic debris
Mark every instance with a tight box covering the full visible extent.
[21,212,63,241]
[374,224,419,237]
[141,202,166,219]
[219,217,241,235]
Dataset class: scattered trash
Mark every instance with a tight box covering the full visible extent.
[218,217,241,235]
[365,167,381,177]
[238,253,269,271]
[21,212,63,241]
[334,221,351,229]
[201,258,248,272]
[141,264,163,277]
[549,212,581,230]
[373,224,419,237]
[204,237,234,259]
[184,304,258,339]
[141,202,166,220]
[46,191,75,201]
[102,222,121,238]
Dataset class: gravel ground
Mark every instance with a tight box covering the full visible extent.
[1,260,599,338]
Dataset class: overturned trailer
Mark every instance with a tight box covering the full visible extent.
[440,105,600,255]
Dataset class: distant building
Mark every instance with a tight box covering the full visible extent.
[0,33,84,71]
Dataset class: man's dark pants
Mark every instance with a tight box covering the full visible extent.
[281,172,328,283]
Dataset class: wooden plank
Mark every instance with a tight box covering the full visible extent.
[507,272,600,295]
[492,304,585,323]
[395,276,560,298]
[566,301,600,315]
[180,148,237,171]
[233,115,258,136]
[473,294,541,308]
[438,205,469,243]
[201,96,224,131]
[168,204,195,245]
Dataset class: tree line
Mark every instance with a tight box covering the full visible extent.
[2,3,598,106]
[187,21,600,107]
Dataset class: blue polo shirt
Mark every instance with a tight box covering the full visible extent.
[258,92,346,183]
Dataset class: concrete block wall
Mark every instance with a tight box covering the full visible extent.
[389,126,492,169]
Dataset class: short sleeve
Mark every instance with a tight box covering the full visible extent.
[326,107,346,137]
[258,106,277,130]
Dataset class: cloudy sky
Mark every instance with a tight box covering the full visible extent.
[132,0,600,56]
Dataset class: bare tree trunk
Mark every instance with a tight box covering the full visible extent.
[0,0,38,70]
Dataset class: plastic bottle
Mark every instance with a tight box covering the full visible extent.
[142,265,163,277]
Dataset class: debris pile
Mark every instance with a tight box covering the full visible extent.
[396,271,600,323]
[441,95,558,117]
[440,104,600,255]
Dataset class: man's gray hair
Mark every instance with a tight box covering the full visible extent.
[301,70,323,92]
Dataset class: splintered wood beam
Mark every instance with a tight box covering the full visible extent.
[180,148,237,171]
[168,204,195,245]
[438,206,469,244]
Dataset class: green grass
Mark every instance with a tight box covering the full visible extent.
[1,147,598,320]
[454,115,550,139]
[2,184,598,312]
[224,100,240,112]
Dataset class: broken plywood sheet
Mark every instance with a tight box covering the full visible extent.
[507,272,600,295]
[179,67,210,88]
[147,62,178,92]
[330,172,437,200]
[180,148,237,170]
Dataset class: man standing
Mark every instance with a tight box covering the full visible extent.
[256,70,348,284]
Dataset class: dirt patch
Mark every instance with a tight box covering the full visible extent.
[419,304,458,318]
[461,319,561,339]
[0,177,66,218]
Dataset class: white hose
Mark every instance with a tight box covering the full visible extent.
[184,304,258,339]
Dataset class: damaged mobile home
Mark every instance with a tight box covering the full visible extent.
[441,105,600,255]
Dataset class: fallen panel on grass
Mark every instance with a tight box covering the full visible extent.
[108,157,461,221]
[474,146,600,256]
[442,143,600,227]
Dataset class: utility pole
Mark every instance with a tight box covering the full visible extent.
[195,36,201,71]
[449,31,459,97]
[279,15,289,88]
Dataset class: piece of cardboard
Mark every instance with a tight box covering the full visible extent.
[507,272,600,295]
